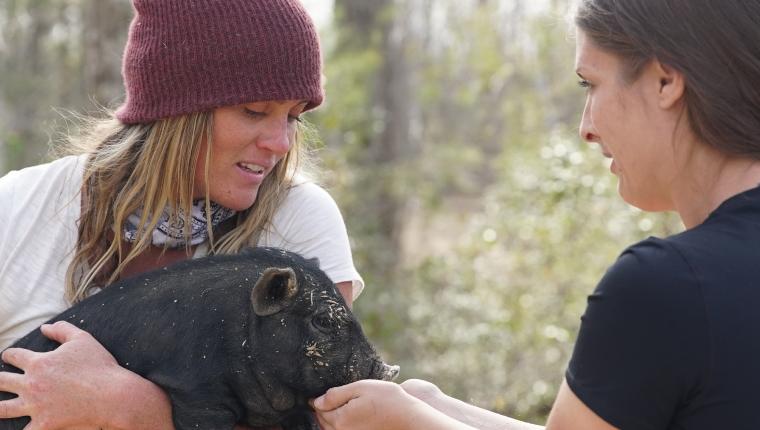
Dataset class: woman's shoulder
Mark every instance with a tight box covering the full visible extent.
[264,180,342,232]
[274,180,343,221]
[599,222,759,331]
[284,180,336,205]
[608,219,740,283]
[611,236,692,277]
[261,180,362,294]
[597,236,699,306]
[0,155,86,206]
[0,154,86,188]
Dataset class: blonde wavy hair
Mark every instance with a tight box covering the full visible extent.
[62,110,318,303]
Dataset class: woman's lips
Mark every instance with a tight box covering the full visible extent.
[600,151,617,174]
[237,162,265,174]
[236,162,267,183]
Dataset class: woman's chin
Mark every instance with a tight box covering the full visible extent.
[619,186,671,212]
[212,190,259,212]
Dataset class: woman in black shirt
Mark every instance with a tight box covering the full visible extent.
[311,0,760,429]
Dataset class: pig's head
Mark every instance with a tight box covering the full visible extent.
[243,248,398,413]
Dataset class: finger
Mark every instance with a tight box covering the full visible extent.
[0,396,26,419]
[40,321,88,344]
[312,384,357,411]
[0,348,37,370]
[0,371,24,393]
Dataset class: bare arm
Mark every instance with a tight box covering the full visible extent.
[0,321,174,430]
[312,378,617,430]
[312,380,479,430]
[401,379,543,430]
[545,380,617,430]
[403,379,616,430]
[335,281,354,308]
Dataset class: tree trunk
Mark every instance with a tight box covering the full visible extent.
[81,0,132,108]
[333,0,418,272]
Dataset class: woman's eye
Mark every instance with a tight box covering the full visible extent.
[577,79,591,89]
[243,108,265,117]
[243,107,302,124]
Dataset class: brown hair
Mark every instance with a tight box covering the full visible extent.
[575,0,760,157]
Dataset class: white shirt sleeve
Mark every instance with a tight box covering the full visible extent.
[0,155,84,350]
[257,181,364,299]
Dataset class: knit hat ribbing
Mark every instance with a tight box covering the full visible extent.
[116,0,323,124]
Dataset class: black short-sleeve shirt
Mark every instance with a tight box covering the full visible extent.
[566,185,760,430]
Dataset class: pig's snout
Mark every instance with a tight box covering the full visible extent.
[365,359,399,382]
[381,363,400,381]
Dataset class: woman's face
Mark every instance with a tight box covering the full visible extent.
[576,30,680,211]
[194,100,307,211]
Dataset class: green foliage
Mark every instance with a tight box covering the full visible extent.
[0,131,25,173]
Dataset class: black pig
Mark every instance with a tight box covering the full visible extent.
[0,247,398,430]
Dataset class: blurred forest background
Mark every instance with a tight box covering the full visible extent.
[0,0,682,424]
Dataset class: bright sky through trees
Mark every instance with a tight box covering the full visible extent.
[302,0,335,30]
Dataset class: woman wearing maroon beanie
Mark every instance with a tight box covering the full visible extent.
[0,1,362,428]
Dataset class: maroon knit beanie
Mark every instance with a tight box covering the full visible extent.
[115,0,323,124]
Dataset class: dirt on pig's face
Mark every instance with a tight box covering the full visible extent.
[246,256,391,405]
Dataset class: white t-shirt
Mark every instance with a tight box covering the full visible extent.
[0,155,363,350]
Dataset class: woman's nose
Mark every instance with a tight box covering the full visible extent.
[578,98,599,143]
[257,117,292,155]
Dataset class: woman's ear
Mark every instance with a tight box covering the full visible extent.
[655,60,686,109]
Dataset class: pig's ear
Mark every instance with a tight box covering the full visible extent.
[251,267,299,316]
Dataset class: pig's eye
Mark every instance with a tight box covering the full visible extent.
[311,313,336,332]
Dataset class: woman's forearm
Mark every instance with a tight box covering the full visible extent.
[402,379,544,430]
[107,368,174,430]
[427,392,543,430]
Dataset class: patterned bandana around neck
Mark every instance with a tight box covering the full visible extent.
[123,201,236,248]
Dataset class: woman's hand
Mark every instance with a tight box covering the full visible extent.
[0,321,173,430]
[311,380,413,430]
